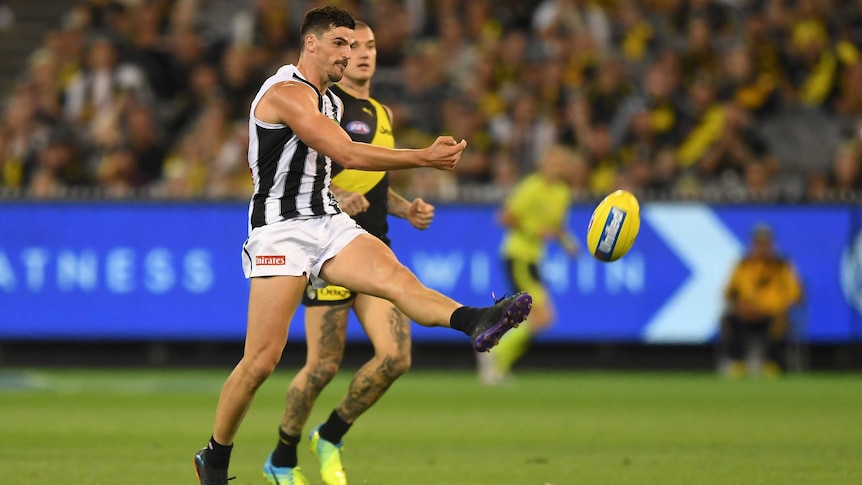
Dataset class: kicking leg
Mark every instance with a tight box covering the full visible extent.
[321,234,532,352]
[320,234,459,326]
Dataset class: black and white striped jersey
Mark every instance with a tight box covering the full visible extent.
[246,64,343,232]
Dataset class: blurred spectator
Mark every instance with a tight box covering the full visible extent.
[647,146,682,194]
[207,120,252,199]
[717,43,781,117]
[676,74,723,169]
[697,104,774,187]
[582,123,622,194]
[436,15,478,88]
[28,134,88,198]
[612,60,680,152]
[95,144,146,197]
[667,0,732,40]
[832,143,862,194]
[805,169,831,201]
[532,0,611,57]
[0,0,13,31]
[26,51,64,122]
[382,43,447,145]
[783,15,859,109]
[612,0,655,69]
[218,45,263,119]
[6,0,862,202]
[241,0,294,57]
[0,128,16,188]
[834,57,862,116]
[2,87,52,189]
[458,52,507,120]
[721,224,802,378]
[490,92,557,180]
[63,36,151,138]
[367,0,412,67]
[494,29,531,101]
[443,97,495,186]
[124,101,167,183]
[678,16,720,86]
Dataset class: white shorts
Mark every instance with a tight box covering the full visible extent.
[242,212,367,288]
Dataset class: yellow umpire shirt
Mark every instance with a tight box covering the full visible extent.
[500,173,571,263]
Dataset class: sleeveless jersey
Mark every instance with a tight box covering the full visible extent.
[246,64,343,232]
[329,83,395,244]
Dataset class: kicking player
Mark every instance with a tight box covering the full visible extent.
[194,7,532,485]
[262,21,433,485]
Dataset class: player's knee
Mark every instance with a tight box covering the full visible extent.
[379,351,411,380]
[308,359,340,386]
[375,264,419,298]
[243,353,281,386]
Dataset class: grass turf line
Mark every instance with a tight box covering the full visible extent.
[0,369,860,484]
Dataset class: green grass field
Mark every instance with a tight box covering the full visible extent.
[1,369,861,484]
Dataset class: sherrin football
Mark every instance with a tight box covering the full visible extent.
[586,190,641,262]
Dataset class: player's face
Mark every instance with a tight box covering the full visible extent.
[346,27,377,82]
[751,237,773,259]
[316,26,354,83]
[540,148,569,180]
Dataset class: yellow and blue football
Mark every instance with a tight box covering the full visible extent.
[586,190,641,262]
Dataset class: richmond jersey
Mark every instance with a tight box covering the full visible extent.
[329,83,395,244]
[246,65,343,232]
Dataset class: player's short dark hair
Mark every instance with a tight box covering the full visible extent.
[300,6,356,47]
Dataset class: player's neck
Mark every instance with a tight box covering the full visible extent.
[337,78,370,100]
[296,60,330,93]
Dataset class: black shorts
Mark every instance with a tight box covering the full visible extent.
[301,282,357,307]
[504,258,548,305]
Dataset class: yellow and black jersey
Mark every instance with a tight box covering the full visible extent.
[330,83,394,244]
[725,255,802,317]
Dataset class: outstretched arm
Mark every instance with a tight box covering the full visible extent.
[255,82,466,171]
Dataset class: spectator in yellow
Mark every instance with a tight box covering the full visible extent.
[722,224,802,378]
[478,144,579,385]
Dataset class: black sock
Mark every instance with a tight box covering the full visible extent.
[318,410,352,445]
[450,306,482,335]
[271,428,301,468]
[206,435,233,469]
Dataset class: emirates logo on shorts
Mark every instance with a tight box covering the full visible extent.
[256,255,286,266]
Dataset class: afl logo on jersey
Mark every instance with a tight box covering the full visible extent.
[346,121,371,135]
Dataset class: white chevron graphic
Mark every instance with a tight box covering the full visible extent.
[642,205,744,343]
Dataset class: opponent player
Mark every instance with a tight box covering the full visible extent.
[261,21,432,485]
[478,144,579,386]
[194,7,532,485]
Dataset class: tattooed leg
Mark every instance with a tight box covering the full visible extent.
[335,294,412,423]
[280,302,350,435]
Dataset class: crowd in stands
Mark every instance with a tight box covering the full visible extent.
[2,0,862,202]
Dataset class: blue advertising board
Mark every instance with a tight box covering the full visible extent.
[1,202,860,343]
